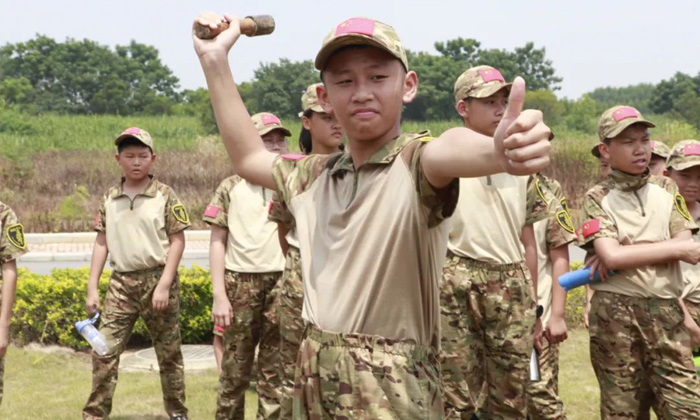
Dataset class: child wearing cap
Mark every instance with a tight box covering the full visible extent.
[439,65,552,419]
[83,128,190,420]
[193,13,551,418]
[204,112,288,420]
[526,175,577,420]
[649,140,671,176]
[666,140,700,345]
[0,202,27,406]
[580,106,700,418]
[267,83,345,419]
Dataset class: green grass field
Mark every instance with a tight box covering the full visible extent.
[0,329,647,420]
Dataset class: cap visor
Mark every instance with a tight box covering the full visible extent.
[315,34,402,70]
[604,119,655,140]
[469,83,512,99]
[114,134,149,148]
[670,160,700,171]
[591,144,601,158]
[259,126,292,137]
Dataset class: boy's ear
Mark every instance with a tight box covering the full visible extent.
[456,100,469,120]
[663,169,670,177]
[402,70,418,104]
[317,84,333,115]
[114,153,120,163]
[151,153,157,163]
[302,115,312,130]
[599,142,611,161]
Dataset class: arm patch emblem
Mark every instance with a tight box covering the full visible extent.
[556,210,575,234]
[172,204,190,224]
[675,193,692,221]
[560,198,569,213]
[7,223,26,250]
[535,178,548,203]
[582,219,601,238]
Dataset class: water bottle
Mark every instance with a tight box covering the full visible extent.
[558,267,615,291]
[530,348,541,382]
[75,313,110,356]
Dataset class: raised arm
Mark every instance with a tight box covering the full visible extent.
[593,230,700,270]
[193,13,277,189]
[422,77,551,188]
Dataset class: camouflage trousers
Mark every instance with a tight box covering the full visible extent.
[526,342,566,420]
[82,267,186,420]
[440,254,536,420]
[293,324,444,420]
[274,246,305,419]
[589,291,700,419]
[216,270,283,420]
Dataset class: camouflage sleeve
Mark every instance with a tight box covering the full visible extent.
[271,153,332,208]
[93,192,108,233]
[202,177,238,228]
[525,175,552,226]
[0,204,28,263]
[163,188,191,236]
[268,191,295,229]
[661,177,699,236]
[543,179,577,249]
[406,138,459,228]
[578,185,618,251]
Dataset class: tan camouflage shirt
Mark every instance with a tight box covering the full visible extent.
[269,191,300,249]
[0,201,28,282]
[272,131,458,348]
[534,176,577,325]
[682,215,700,304]
[94,176,190,273]
[447,173,551,264]
[579,169,696,298]
[203,175,285,273]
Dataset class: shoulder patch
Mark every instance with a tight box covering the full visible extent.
[535,177,548,203]
[559,198,569,213]
[172,204,190,224]
[203,204,220,219]
[420,136,435,142]
[281,154,306,161]
[582,219,601,238]
[556,209,575,234]
[6,223,26,250]
[675,193,692,221]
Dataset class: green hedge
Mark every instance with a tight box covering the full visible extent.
[10,264,587,350]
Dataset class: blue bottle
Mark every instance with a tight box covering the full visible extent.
[75,313,109,356]
[558,267,614,291]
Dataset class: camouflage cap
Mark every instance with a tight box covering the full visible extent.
[299,83,325,117]
[597,105,655,141]
[454,65,512,102]
[666,140,700,171]
[650,140,671,159]
[314,17,408,71]
[114,127,154,151]
[251,112,292,137]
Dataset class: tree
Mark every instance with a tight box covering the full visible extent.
[562,94,599,133]
[524,90,565,126]
[250,59,318,118]
[588,83,655,113]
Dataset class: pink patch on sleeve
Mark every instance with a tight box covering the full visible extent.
[261,114,281,126]
[334,18,376,37]
[613,106,639,122]
[122,127,141,135]
[684,144,700,156]
[479,68,505,83]
[94,213,101,227]
[282,154,306,161]
[582,219,601,238]
[268,200,274,214]
[203,204,220,218]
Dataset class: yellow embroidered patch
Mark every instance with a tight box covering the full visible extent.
[172,204,190,224]
[675,193,691,221]
[556,210,575,234]
[7,223,26,249]
[536,178,548,203]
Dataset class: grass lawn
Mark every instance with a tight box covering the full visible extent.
[0,329,655,419]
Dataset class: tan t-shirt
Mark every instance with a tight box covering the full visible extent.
[534,177,577,325]
[269,191,300,249]
[204,176,285,273]
[95,177,190,273]
[272,132,458,348]
[682,215,700,303]
[579,170,696,298]
[448,173,550,264]
[0,201,28,283]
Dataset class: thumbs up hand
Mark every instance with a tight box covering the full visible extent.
[493,77,552,176]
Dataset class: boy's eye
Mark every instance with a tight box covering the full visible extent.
[336,79,352,85]
[371,75,388,81]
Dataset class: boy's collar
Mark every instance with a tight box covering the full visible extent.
[608,168,649,192]
[329,132,427,175]
[114,175,157,198]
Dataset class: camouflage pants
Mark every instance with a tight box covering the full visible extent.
[526,342,565,420]
[275,246,305,419]
[293,324,444,420]
[589,292,700,419]
[82,268,186,420]
[440,254,536,420]
[216,270,282,420]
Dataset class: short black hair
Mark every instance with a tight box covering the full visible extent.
[320,44,406,81]
[299,109,314,154]
[117,137,152,154]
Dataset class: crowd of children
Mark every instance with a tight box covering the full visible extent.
[1,12,700,420]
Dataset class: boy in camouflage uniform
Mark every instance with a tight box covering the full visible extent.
[268,83,344,419]
[204,112,288,420]
[0,202,28,406]
[526,176,577,420]
[580,106,700,419]
[83,127,190,420]
[193,13,552,418]
[439,66,552,420]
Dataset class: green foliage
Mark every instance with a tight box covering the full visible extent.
[587,83,655,114]
[562,94,599,133]
[250,59,319,118]
[11,266,215,350]
[524,90,566,126]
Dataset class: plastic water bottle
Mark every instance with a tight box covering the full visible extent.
[75,313,110,356]
[530,348,541,382]
[558,267,615,291]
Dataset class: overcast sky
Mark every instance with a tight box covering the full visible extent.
[3,0,700,99]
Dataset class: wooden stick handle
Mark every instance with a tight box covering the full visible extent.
[195,15,275,39]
